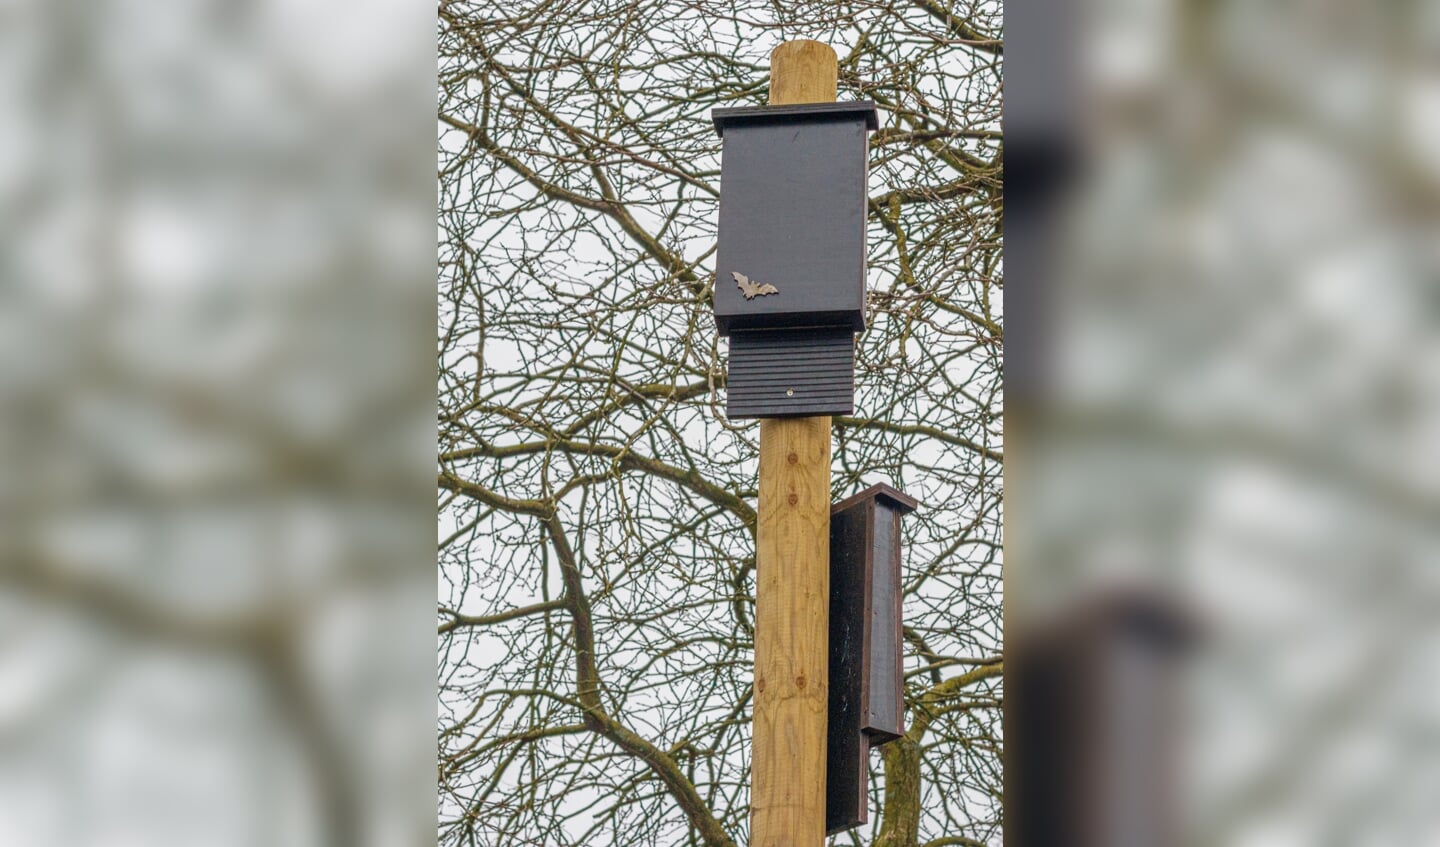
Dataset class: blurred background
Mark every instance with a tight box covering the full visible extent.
[1007,0,1440,844]
[0,0,435,845]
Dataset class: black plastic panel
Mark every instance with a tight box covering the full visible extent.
[712,103,875,336]
[826,496,873,835]
[725,327,854,418]
[864,505,904,743]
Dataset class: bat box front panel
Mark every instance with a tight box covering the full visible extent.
[712,102,877,336]
[864,499,905,743]
[726,326,855,419]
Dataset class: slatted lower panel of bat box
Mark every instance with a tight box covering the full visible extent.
[725,327,855,418]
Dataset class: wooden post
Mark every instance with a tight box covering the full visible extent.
[751,39,837,847]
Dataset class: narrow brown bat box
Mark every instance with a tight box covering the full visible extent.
[826,482,919,834]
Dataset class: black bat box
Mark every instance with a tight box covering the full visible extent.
[826,482,919,834]
[711,102,878,419]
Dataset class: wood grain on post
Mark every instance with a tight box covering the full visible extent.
[768,40,838,107]
[751,38,837,847]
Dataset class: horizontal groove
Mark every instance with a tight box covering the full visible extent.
[729,374,850,381]
[730,351,851,361]
[732,395,854,400]
[729,384,853,391]
[730,348,851,357]
[730,339,851,346]
[729,336,852,346]
[729,369,850,374]
[730,363,849,368]
[732,345,849,350]
[731,386,852,393]
[730,403,852,410]
[731,365,852,374]
[725,383,846,391]
[730,394,852,401]
[731,397,852,403]
[730,352,851,360]
[729,360,851,368]
[729,389,849,395]
[737,363,846,368]
[730,395,851,401]
[730,367,852,375]
[731,356,849,361]
[728,364,851,372]
[730,352,852,362]
[732,350,849,354]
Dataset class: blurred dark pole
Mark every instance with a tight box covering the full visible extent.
[1002,0,1081,414]
[1009,592,1198,847]
[1004,0,1081,837]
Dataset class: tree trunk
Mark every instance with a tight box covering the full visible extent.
[874,736,923,847]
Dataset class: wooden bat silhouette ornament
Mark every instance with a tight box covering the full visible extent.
[732,271,779,300]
